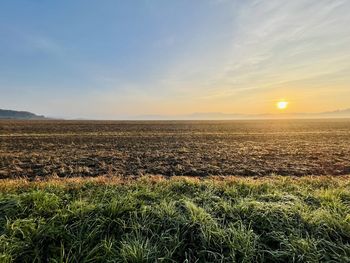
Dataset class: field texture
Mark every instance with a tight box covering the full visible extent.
[1,120,350,262]
[1,119,350,178]
[0,176,350,262]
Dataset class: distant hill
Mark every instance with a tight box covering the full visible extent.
[0,109,46,120]
[133,108,350,120]
[1,108,349,120]
[320,108,350,117]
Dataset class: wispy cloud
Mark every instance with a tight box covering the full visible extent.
[216,0,350,93]
[153,35,176,48]
[1,0,349,117]
[2,27,65,56]
[26,35,64,55]
[132,1,350,104]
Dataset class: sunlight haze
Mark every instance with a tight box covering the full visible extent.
[1,0,349,119]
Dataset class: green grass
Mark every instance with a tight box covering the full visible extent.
[0,176,350,262]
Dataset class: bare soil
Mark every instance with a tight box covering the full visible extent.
[1,119,350,178]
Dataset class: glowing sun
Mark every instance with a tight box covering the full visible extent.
[277,101,288,110]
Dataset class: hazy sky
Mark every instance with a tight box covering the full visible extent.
[1,0,350,119]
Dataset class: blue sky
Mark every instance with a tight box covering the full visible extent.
[1,0,350,119]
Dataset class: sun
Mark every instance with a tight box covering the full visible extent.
[277,101,288,110]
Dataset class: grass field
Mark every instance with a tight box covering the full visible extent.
[1,176,350,262]
[1,120,350,262]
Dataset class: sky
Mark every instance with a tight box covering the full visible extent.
[1,0,350,119]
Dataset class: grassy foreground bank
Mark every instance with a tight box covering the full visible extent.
[1,176,350,262]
